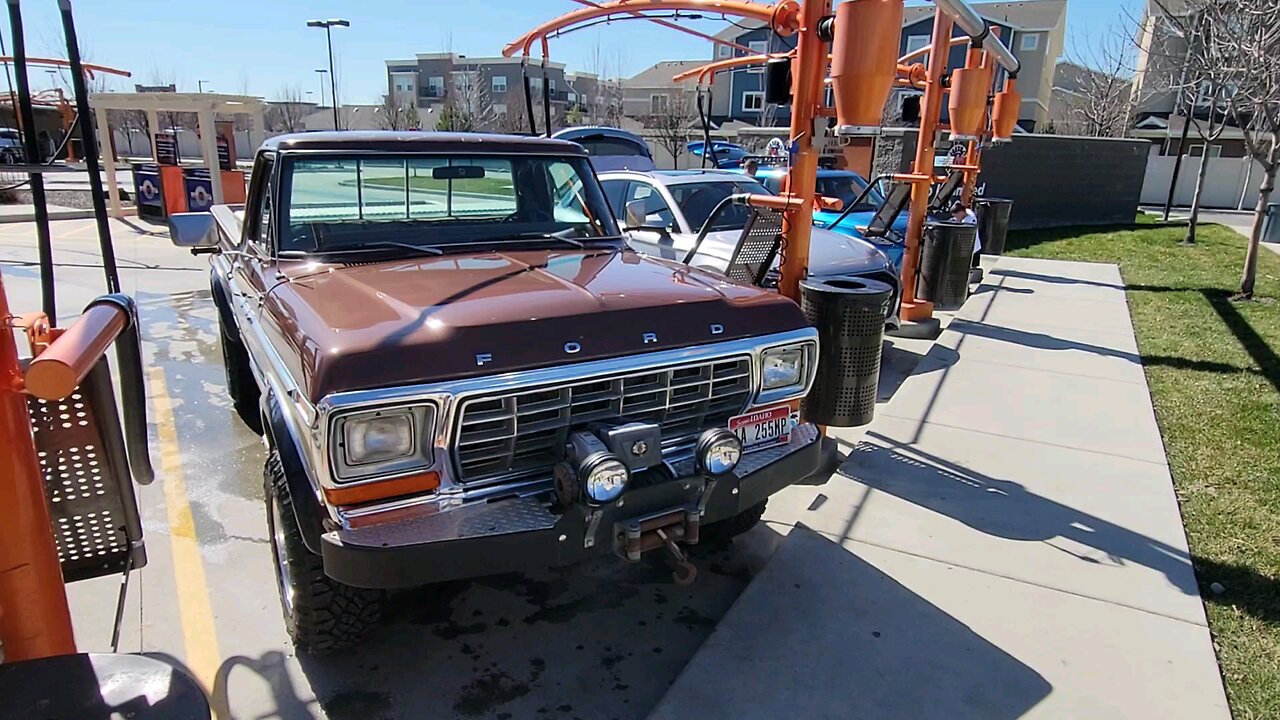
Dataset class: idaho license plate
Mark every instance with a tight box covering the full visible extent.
[728,405,794,451]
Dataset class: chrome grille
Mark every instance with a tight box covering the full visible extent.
[454,356,753,485]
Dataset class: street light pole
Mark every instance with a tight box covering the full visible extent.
[315,69,328,109]
[197,79,210,93]
[307,18,349,130]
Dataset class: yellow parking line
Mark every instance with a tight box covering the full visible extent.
[148,367,222,697]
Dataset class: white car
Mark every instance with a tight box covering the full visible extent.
[598,169,902,327]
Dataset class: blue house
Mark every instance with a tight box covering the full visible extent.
[706,0,1065,132]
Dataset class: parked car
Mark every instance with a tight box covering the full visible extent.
[0,127,24,164]
[746,165,908,270]
[166,131,825,653]
[552,126,654,172]
[599,169,901,328]
[687,140,750,168]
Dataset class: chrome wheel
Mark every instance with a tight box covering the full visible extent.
[269,494,296,617]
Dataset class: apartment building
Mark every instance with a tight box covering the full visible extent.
[384,53,606,118]
[1129,0,1249,157]
[704,0,1066,131]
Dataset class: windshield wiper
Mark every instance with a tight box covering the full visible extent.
[493,232,586,248]
[279,240,444,259]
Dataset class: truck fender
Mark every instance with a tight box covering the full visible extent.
[209,267,240,342]
[263,391,326,554]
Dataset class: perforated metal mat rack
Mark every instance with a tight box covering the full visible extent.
[723,207,785,287]
[684,202,785,288]
[26,359,146,583]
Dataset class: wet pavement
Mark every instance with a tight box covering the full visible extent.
[1,217,935,719]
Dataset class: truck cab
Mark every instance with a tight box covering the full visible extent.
[167,131,824,653]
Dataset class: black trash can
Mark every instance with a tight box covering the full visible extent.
[916,220,977,311]
[975,197,1013,256]
[800,276,894,427]
[1263,202,1280,245]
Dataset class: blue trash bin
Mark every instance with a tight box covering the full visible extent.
[183,168,214,212]
[131,163,165,220]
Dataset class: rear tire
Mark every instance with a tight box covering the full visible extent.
[701,500,767,545]
[265,452,383,654]
[218,313,262,435]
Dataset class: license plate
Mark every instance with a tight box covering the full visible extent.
[728,405,795,451]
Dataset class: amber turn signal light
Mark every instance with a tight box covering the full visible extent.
[323,470,440,506]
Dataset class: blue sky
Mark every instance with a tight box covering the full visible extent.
[14,0,1140,104]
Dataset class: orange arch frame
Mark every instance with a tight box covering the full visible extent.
[502,0,801,57]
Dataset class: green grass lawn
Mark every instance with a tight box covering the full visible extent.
[1006,217,1280,719]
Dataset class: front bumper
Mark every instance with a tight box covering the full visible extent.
[320,424,825,589]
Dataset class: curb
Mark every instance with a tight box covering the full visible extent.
[0,207,136,224]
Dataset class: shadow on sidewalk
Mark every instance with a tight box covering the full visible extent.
[650,525,1053,720]
[841,434,1280,625]
[844,433,1200,596]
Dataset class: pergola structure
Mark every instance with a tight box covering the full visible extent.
[89,92,266,218]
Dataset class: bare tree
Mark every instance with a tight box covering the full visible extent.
[377,93,420,131]
[496,89,532,134]
[1061,24,1137,138]
[107,109,147,156]
[442,71,497,132]
[265,85,309,133]
[645,88,696,169]
[1150,0,1280,293]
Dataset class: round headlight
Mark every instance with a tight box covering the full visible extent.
[581,454,629,505]
[696,428,742,477]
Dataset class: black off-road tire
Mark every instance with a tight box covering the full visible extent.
[265,452,383,654]
[701,500,767,545]
[218,314,262,435]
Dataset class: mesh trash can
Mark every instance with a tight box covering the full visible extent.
[916,220,978,311]
[800,276,894,427]
[975,198,1013,256]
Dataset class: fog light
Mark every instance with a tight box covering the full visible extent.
[581,454,629,504]
[696,428,742,477]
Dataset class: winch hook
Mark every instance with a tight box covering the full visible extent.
[656,528,697,586]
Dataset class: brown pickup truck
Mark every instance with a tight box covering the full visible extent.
[168,132,823,653]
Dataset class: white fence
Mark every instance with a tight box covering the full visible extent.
[1141,153,1265,210]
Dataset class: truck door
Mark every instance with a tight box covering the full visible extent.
[231,153,277,322]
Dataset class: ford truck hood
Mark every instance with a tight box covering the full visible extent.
[266,247,807,402]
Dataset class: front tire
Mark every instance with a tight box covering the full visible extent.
[265,452,382,654]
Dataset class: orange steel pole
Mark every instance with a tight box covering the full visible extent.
[958,42,985,205]
[774,0,832,302]
[898,8,954,321]
[0,268,76,661]
[961,28,1001,204]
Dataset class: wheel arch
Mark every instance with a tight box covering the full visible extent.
[263,391,326,554]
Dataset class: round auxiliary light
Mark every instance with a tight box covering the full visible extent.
[696,428,743,477]
[581,453,629,505]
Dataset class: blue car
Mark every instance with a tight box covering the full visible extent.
[687,140,750,168]
[743,166,909,271]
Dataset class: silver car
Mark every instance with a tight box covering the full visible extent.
[598,169,902,327]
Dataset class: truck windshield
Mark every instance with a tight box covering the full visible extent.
[280,154,617,252]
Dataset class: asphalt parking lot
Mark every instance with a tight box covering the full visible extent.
[1,217,933,719]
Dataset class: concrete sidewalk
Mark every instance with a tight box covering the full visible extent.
[651,256,1231,719]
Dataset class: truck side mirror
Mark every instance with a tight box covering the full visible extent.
[168,212,219,250]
